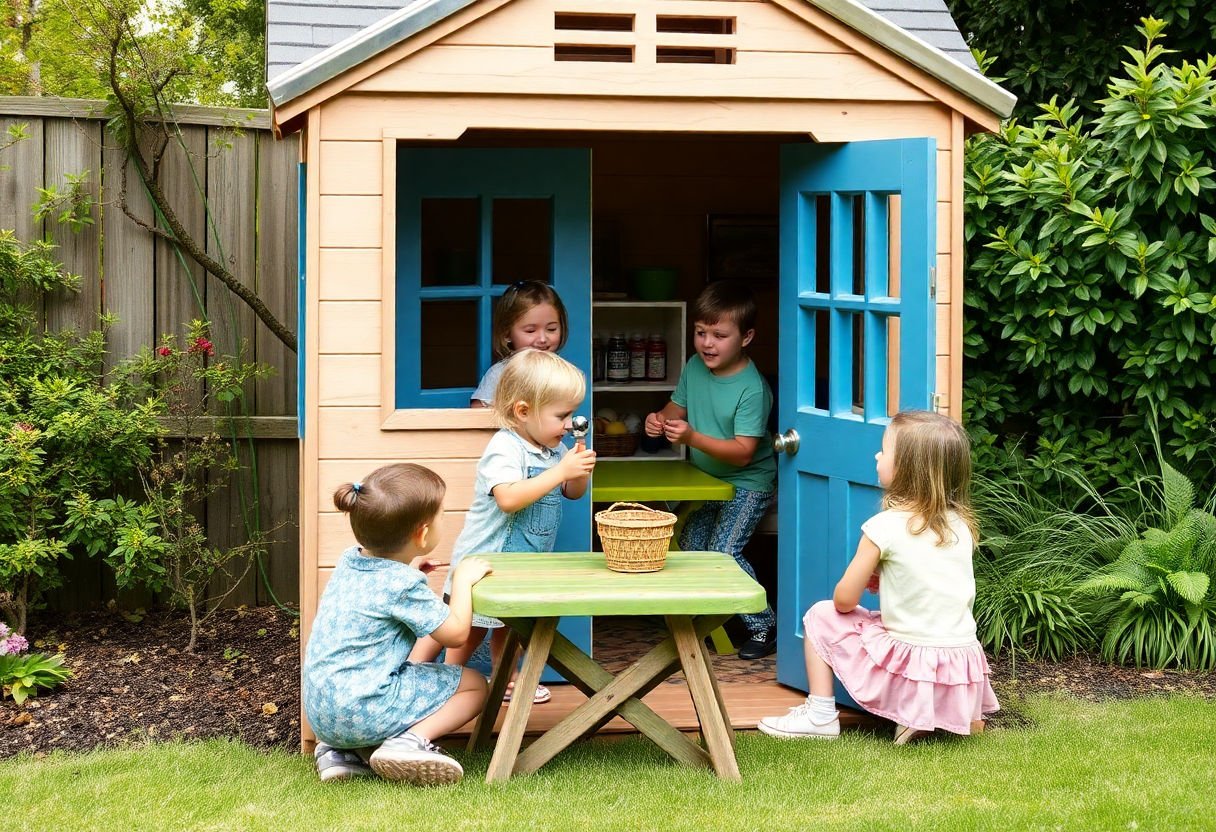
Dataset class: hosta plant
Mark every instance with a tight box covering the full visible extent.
[0,621,71,705]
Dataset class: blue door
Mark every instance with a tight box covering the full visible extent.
[774,139,937,696]
[397,147,593,679]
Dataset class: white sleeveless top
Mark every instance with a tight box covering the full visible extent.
[861,509,979,647]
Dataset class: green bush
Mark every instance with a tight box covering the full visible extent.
[0,232,159,633]
[963,18,1216,495]
[1080,462,1216,669]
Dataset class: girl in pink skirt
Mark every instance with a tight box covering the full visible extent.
[759,410,998,744]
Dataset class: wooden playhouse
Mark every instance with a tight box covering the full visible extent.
[267,0,1014,741]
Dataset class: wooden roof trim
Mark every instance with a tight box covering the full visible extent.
[269,0,1014,134]
[766,0,1005,132]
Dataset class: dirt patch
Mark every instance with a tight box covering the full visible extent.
[1,606,300,760]
[3,609,1213,758]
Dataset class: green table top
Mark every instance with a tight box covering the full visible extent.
[592,460,735,503]
[471,551,766,618]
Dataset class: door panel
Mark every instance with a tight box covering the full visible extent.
[776,139,936,697]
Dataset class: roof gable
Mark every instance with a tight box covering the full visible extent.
[267,0,1014,124]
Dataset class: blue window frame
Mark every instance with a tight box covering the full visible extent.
[395,147,591,409]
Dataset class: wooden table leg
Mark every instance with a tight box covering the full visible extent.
[485,618,556,784]
[669,615,741,781]
[522,632,709,773]
[696,628,735,752]
[467,626,521,752]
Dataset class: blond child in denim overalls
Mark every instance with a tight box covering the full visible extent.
[413,349,595,703]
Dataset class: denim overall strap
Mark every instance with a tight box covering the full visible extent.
[502,432,563,553]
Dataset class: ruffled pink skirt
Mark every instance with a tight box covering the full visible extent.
[804,600,999,735]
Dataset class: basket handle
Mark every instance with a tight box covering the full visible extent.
[604,501,662,514]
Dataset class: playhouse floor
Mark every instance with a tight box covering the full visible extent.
[450,616,878,738]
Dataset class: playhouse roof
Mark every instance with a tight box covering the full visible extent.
[267,0,1014,123]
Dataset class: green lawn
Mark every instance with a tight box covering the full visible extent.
[3,695,1214,831]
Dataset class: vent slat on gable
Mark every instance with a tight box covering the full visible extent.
[555,12,635,31]
[656,15,734,34]
[554,44,635,62]
[655,46,735,64]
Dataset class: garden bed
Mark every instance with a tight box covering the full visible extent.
[2,607,1214,759]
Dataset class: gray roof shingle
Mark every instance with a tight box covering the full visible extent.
[266,0,976,81]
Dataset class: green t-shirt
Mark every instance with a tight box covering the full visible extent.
[672,355,776,494]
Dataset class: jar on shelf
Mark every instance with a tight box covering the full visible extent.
[646,332,667,381]
[606,333,630,382]
[592,335,605,382]
[629,332,647,380]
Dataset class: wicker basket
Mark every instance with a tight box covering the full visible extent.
[594,430,640,457]
[594,501,677,573]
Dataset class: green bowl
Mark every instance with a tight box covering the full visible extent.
[631,268,678,302]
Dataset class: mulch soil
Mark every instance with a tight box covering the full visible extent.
[3,609,1214,759]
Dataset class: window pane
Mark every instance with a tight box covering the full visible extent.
[492,198,552,285]
[421,300,480,389]
[421,198,480,287]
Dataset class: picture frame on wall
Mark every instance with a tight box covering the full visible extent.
[705,214,778,286]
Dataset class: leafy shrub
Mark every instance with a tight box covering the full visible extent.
[963,18,1216,495]
[0,621,71,705]
[0,231,159,633]
[66,322,273,651]
[1080,462,1216,669]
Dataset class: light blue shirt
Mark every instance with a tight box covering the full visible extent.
[471,358,509,405]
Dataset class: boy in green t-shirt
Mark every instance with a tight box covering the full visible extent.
[644,281,777,659]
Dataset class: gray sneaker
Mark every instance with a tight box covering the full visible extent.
[369,732,463,786]
[314,744,375,782]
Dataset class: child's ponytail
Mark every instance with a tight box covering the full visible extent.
[332,464,446,554]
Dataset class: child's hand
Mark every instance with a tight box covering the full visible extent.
[644,412,667,437]
[663,418,693,445]
[865,571,880,594]
[558,446,597,481]
[409,556,445,574]
[453,557,493,586]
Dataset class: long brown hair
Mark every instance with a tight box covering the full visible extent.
[492,281,569,359]
[333,463,446,554]
[882,411,978,546]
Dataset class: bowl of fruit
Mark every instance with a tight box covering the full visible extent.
[592,409,641,457]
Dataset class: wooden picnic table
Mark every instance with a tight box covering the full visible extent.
[467,550,766,782]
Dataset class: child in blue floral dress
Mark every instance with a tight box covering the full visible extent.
[302,463,492,786]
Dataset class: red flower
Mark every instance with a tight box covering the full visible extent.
[156,346,172,357]
[14,422,34,432]
[188,337,215,357]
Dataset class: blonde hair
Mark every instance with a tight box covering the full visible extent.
[882,410,979,547]
[492,281,569,359]
[333,463,446,554]
[493,349,585,427]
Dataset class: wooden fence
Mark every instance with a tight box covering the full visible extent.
[0,96,301,610]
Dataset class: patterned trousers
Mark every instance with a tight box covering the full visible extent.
[678,487,775,637]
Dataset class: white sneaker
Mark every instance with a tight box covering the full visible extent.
[758,702,840,739]
[369,732,463,785]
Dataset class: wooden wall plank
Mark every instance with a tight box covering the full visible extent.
[155,127,208,347]
[43,118,105,610]
[319,248,382,300]
[318,196,382,248]
[319,141,382,195]
[101,132,155,372]
[317,354,381,405]
[0,115,43,243]
[43,119,103,332]
[321,95,953,145]
[317,407,495,458]
[317,301,382,353]
[352,45,932,102]
[255,132,301,607]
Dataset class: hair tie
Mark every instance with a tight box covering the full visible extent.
[352,482,363,494]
